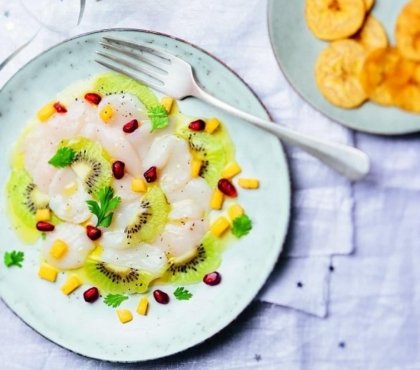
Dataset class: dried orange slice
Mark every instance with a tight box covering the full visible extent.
[393,64,420,112]
[315,40,367,108]
[364,0,374,11]
[353,15,388,52]
[305,0,366,41]
[360,47,416,106]
[395,0,420,61]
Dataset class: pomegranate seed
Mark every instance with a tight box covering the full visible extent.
[112,160,125,179]
[217,178,237,197]
[36,221,55,232]
[144,166,157,183]
[203,271,222,286]
[86,225,102,241]
[83,287,99,303]
[53,102,67,113]
[122,119,139,133]
[153,289,169,304]
[188,119,206,131]
[84,92,102,105]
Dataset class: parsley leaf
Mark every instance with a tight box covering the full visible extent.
[86,186,121,228]
[148,104,169,131]
[173,287,193,301]
[48,147,76,168]
[103,293,128,308]
[232,214,252,238]
[4,250,24,268]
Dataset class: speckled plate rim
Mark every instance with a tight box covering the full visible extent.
[267,0,420,136]
[0,28,291,363]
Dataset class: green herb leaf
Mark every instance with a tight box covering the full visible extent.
[48,147,76,168]
[4,250,24,268]
[173,287,193,301]
[232,214,252,238]
[148,104,169,131]
[41,232,47,240]
[86,186,121,228]
[103,293,128,308]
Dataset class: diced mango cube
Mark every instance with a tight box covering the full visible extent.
[35,208,51,222]
[137,297,149,316]
[131,178,147,193]
[205,118,220,134]
[117,309,133,324]
[99,104,114,123]
[191,159,202,178]
[61,274,82,295]
[221,162,242,178]
[37,103,56,122]
[210,189,224,210]
[238,178,260,189]
[161,97,174,113]
[38,263,59,282]
[210,216,230,237]
[228,203,244,220]
[50,239,68,259]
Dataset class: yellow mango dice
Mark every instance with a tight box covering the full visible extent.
[37,103,56,122]
[61,274,82,295]
[137,297,149,316]
[205,118,220,134]
[38,263,58,283]
[99,104,114,123]
[210,216,230,237]
[191,159,202,178]
[35,208,51,222]
[161,97,174,113]
[131,178,147,193]
[210,189,224,210]
[50,239,68,259]
[238,178,260,189]
[228,203,244,220]
[221,162,241,178]
[117,309,133,324]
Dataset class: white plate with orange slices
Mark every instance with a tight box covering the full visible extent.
[268,0,420,135]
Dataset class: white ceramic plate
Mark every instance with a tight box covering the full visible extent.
[0,29,290,362]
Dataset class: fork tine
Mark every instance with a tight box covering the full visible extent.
[96,50,165,84]
[95,59,164,92]
[102,36,173,63]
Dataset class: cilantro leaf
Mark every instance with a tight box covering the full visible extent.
[232,214,252,238]
[103,293,128,308]
[48,147,76,168]
[148,104,169,131]
[4,250,24,268]
[86,186,121,228]
[173,287,193,301]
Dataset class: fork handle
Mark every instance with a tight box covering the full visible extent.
[191,84,369,181]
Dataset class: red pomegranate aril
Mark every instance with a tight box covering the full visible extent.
[153,289,169,304]
[86,225,102,241]
[112,160,125,179]
[53,102,67,113]
[217,178,237,197]
[122,119,139,133]
[144,166,157,183]
[188,119,206,131]
[83,287,100,303]
[36,221,55,232]
[84,92,102,105]
[203,271,222,286]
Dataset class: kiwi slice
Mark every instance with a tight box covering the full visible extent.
[176,123,234,187]
[61,137,112,197]
[93,72,159,109]
[124,185,170,246]
[163,233,222,284]
[84,257,156,294]
[7,168,49,229]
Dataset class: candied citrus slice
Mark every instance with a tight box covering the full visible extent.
[360,47,416,106]
[305,0,366,40]
[395,0,420,62]
[353,15,388,52]
[315,40,367,108]
[393,64,420,113]
[364,0,374,11]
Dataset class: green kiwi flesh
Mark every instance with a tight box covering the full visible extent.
[84,257,156,294]
[61,137,112,197]
[163,233,222,284]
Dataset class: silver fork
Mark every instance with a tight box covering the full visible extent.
[96,37,369,181]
